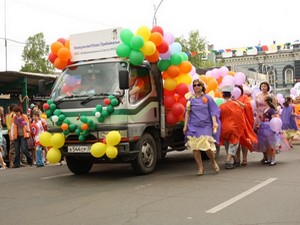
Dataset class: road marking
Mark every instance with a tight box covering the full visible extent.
[206,178,277,213]
[42,173,73,180]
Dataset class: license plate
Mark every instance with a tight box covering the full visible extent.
[68,145,91,153]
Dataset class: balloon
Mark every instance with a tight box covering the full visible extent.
[130,35,144,50]
[163,32,175,45]
[176,83,189,96]
[164,95,176,109]
[158,59,171,71]
[69,124,77,132]
[171,103,185,116]
[51,133,65,148]
[64,39,70,49]
[81,123,89,131]
[211,68,220,79]
[58,114,66,122]
[57,38,66,45]
[234,72,246,85]
[95,111,101,118]
[145,50,159,63]
[231,87,242,100]
[58,47,71,61]
[151,26,164,35]
[106,145,118,159]
[54,58,68,70]
[48,52,57,64]
[120,29,134,45]
[43,103,50,110]
[103,98,111,105]
[116,44,131,57]
[177,96,187,106]
[140,41,156,56]
[129,50,144,65]
[80,115,88,123]
[179,61,192,74]
[164,88,176,96]
[51,41,64,55]
[149,32,163,46]
[61,123,69,131]
[160,50,171,60]
[51,115,58,123]
[47,148,61,164]
[96,104,103,112]
[169,42,182,54]
[106,131,121,146]
[90,142,107,158]
[167,65,180,78]
[214,98,225,106]
[156,40,169,54]
[166,111,178,125]
[176,73,192,85]
[269,117,283,132]
[136,26,151,41]
[164,78,177,91]
[199,75,208,84]
[39,131,52,147]
[219,66,229,77]
[207,79,218,92]
[170,53,183,65]
[222,75,235,86]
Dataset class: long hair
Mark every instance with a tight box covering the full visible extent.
[283,96,292,107]
[265,96,276,110]
[193,79,206,93]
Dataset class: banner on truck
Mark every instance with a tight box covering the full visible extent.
[70,28,122,61]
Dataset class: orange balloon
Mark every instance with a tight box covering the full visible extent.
[167,65,180,78]
[228,71,235,76]
[199,75,208,84]
[51,41,64,56]
[179,61,192,74]
[217,76,223,84]
[54,58,68,70]
[145,50,159,62]
[214,91,222,98]
[162,71,169,80]
[207,79,218,91]
[64,39,70,49]
[149,32,163,46]
[58,47,71,61]
[81,123,89,131]
[61,123,69,131]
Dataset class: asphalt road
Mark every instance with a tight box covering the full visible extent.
[1,146,300,225]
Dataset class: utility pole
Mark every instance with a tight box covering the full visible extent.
[152,0,164,27]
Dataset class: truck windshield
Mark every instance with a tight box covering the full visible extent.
[50,61,128,101]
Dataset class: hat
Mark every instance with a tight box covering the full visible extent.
[220,85,234,93]
[30,103,35,109]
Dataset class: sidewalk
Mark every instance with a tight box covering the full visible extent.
[292,135,300,145]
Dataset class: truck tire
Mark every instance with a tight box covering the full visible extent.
[131,133,157,175]
[66,156,93,174]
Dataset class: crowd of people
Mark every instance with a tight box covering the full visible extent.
[183,80,298,175]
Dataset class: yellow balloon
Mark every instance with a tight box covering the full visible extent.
[41,113,47,119]
[106,145,118,159]
[47,148,61,164]
[91,142,107,158]
[140,41,156,56]
[51,133,65,148]
[175,73,192,85]
[136,26,151,41]
[106,131,121,146]
[39,131,52,147]
[164,78,177,91]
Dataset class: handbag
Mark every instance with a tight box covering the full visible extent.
[27,136,35,150]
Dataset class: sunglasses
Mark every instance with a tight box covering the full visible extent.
[193,84,201,87]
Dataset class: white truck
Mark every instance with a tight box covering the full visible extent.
[43,28,186,175]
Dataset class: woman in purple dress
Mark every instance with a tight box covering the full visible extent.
[281,96,299,148]
[183,79,220,176]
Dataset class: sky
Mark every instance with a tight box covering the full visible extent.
[0,0,299,71]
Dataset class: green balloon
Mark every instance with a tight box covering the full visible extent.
[82,130,89,137]
[45,109,52,118]
[75,128,81,135]
[170,53,183,65]
[87,119,94,127]
[214,98,225,106]
[130,35,144,50]
[108,95,115,100]
[107,105,114,114]
[55,121,62,126]
[80,115,88,123]
[69,124,77,132]
[97,116,104,122]
[58,114,66,122]
[63,130,70,136]
[129,50,144,66]
[116,44,131,58]
[111,98,119,106]
[50,103,56,111]
[120,29,134,45]
[47,99,53,105]
[158,60,171,71]
[101,110,109,118]
[53,109,61,116]
[179,52,188,61]
[63,118,70,125]
[78,135,85,142]
[96,104,103,112]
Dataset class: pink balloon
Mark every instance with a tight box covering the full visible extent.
[231,87,241,100]
[222,75,235,86]
[163,32,175,45]
[205,70,212,76]
[190,66,196,75]
[269,117,282,132]
[219,66,229,77]
[234,72,246,85]
[160,50,171,59]
[211,68,220,79]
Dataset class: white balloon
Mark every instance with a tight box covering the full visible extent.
[51,115,58,123]
[95,111,101,118]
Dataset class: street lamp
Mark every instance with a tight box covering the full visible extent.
[152,0,164,27]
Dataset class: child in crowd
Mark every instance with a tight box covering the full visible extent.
[0,125,7,170]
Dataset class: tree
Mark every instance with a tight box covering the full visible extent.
[175,30,222,69]
[21,32,54,73]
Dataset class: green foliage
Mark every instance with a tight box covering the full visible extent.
[175,30,222,69]
[21,32,54,74]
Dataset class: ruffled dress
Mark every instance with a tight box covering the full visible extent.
[280,105,299,139]
[253,108,290,153]
[185,94,221,151]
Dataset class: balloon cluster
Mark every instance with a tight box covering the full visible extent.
[48,38,71,70]
[90,131,121,159]
[93,96,119,122]
[39,132,65,164]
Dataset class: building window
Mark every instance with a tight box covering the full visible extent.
[284,68,293,84]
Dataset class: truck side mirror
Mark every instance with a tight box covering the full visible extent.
[38,79,46,96]
[119,70,129,89]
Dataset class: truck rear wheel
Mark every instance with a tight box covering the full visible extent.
[131,133,157,175]
[66,156,93,174]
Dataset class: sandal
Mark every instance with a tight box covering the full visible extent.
[241,160,247,166]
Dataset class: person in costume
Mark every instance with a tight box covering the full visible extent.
[183,79,220,176]
[281,96,299,148]
[234,85,257,166]
[219,85,246,169]
[253,96,290,166]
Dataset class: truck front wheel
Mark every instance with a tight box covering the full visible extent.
[131,133,157,175]
[66,156,93,174]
